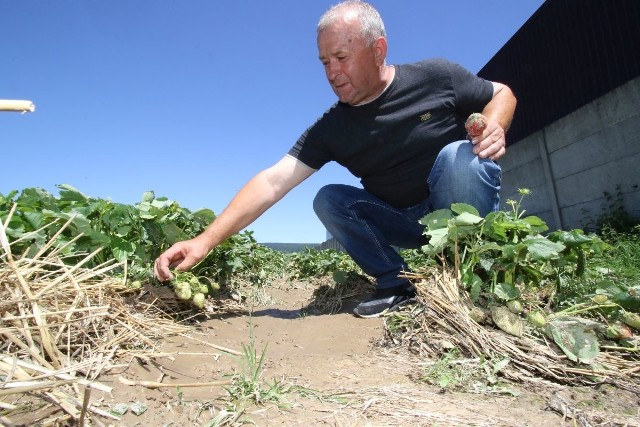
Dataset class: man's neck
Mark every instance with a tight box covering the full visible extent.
[355,65,395,106]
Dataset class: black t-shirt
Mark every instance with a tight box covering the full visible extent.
[288,58,494,208]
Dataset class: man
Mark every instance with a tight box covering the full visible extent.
[154,1,516,318]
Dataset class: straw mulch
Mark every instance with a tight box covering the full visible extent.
[385,266,640,391]
[0,215,196,426]
[305,273,376,314]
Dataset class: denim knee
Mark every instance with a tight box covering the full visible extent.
[428,140,501,215]
[313,184,341,220]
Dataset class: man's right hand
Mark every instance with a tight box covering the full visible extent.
[152,156,315,282]
[153,237,211,282]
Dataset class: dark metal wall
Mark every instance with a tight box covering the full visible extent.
[478,0,640,144]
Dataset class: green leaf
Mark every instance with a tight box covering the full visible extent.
[192,208,216,227]
[57,184,89,202]
[420,209,452,230]
[141,190,155,203]
[130,402,148,416]
[545,318,601,364]
[161,222,188,244]
[523,215,548,233]
[22,211,46,230]
[462,272,484,302]
[110,235,135,262]
[493,283,521,301]
[468,241,502,254]
[523,237,565,261]
[452,211,483,226]
[332,270,348,284]
[136,201,157,219]
[109,403,129,417]
[492,358,510,374]
[549,229,595,247]
[611,291,640,312]
[0,190,18,207]
[423,228,449,255]
[481,212,504,241]
[451,203,479,217]
[116,225,133,237]
[151,198,175,209]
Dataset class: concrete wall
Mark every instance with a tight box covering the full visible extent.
[500,77,640,231]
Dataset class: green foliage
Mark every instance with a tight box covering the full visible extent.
[420,190,608,309]
[288,247,359,280]
[203,231,288,289]
[0,185,286,303]
[420,350,517,395]
[549,225,640,315]
[1,185,212,272]
[417,189,639,364]
[421,349,471,389]
[399,248,439,271]
[595,225,640,289]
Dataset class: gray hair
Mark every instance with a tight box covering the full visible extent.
[317,1,386,47]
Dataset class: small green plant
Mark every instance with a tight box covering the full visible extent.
[421,349,475,389]
[224,317,289,407]
[420,347,521,394]
[581,184,639,232]
[176,385,184,406]
[199,402,245,427]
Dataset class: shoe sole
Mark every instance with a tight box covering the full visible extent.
[353,297,416,319]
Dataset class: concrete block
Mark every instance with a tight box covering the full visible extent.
[502,157,547,194]
[555,152,640,208]
[502,131,543,171]
[545,77,640,152]
[549,115,640,179]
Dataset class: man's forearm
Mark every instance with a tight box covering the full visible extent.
[483,83,517,133]
[198,171,280,251]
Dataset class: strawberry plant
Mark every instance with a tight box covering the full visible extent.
[0,185,213,269]
[288,247,359,280]
[0,185,285,308]
[418,189,639,361]
[420,189,607,307]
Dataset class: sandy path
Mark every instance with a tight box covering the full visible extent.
[91,285,601,427]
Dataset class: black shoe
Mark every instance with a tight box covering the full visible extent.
[353,285,416,318]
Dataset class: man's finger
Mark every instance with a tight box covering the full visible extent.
[173,255,200,273]
[154,253,178,282]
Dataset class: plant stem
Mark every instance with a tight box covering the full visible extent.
[553,303,619,317]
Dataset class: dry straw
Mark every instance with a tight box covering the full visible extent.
[0,206,211,425]
[388,266,640,390]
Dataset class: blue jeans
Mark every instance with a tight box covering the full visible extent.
[313,140,501,290]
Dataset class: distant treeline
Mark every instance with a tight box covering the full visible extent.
[260,242,320,253]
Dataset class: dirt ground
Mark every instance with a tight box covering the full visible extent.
[11,281,640,427]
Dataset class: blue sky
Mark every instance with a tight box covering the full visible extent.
[2,0,544,243]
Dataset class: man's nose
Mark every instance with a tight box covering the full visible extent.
[325,60,340,81]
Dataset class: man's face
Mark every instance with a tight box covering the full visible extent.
[317,20,382,105]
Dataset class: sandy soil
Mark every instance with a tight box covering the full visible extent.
[74,280,636,427]
[11,281,639,427]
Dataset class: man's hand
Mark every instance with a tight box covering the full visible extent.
[470,81,516,161]
[153,237,211,282]
[470,118,507,161]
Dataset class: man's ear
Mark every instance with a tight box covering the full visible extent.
[373,37,387,66]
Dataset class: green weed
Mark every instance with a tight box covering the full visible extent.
[223,317,289,408]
